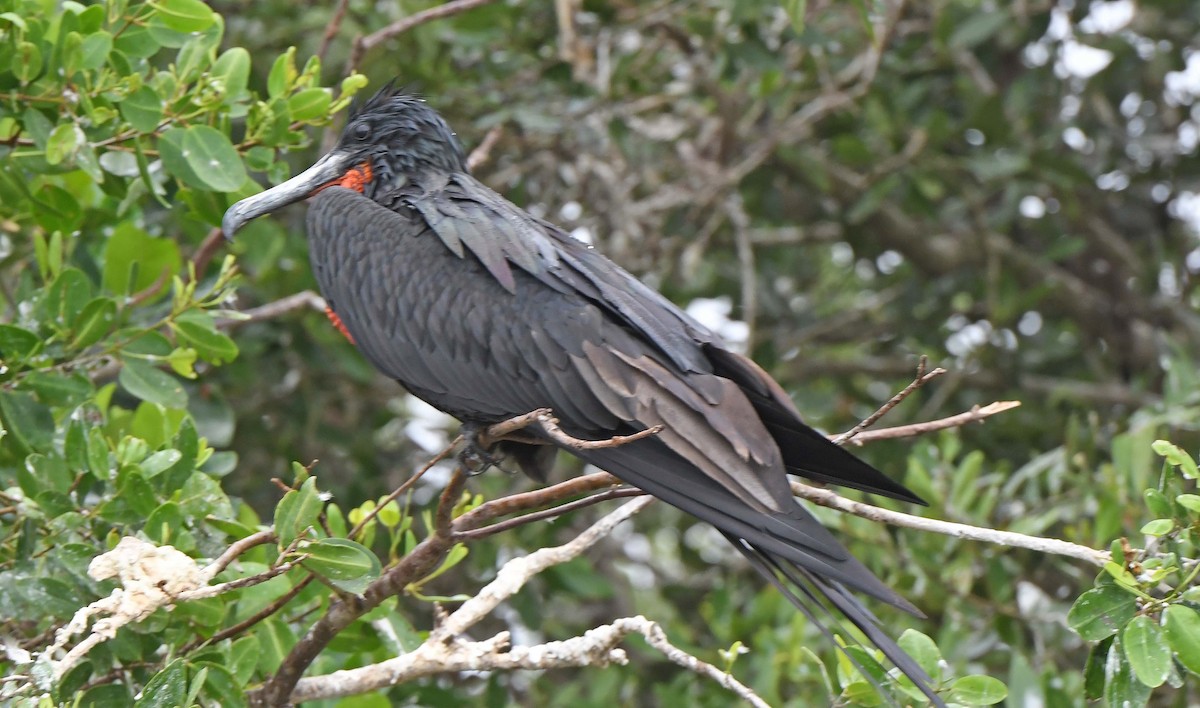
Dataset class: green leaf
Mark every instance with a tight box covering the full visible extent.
[14,41,42,83]
[949,11,1008,49]
[196,662,247,708]
[782,0,807,35]
[287,88,331,122]
[120,86,164,133]
[144,501,186,543]
[1177,494,1200,514]
[1122,615,1170,688]
[102,223,181,295]
[212,47,251,101]
[1164,605,1200,675]
[180,125,246,192]
[273,476,322,544]
[1139,518,1174,536]
[840,681,883,707]
[267,47,297,98]
[0,391,54,454]
[228,635,260,685]
[20,371,92,408]
[151,0,216,32]
[141,450,183,478]
[947,675,1007,705]
[299,538,377,580]
[1104,637,1152,708]
[0,324,42,361]
[1143,489,1173,518]
[1152,439,1199,479]
[1067,586,1137,641]
[78,684,133,706]
[79,30,112,70]
[896,629,941,681]
[119,359,187,408]
[134,658,186,707]
[255,619,294,675]
[88,427,112,480]
[70,297,117,350]
[1085,636,1114,700]
[172,313,238,364]
[45,123,78,165]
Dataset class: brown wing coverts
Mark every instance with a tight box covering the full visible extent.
[306,185,939,705]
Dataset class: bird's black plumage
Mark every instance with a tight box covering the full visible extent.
[223,87,942,705]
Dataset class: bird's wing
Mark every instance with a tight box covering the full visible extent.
[412,175,923,503]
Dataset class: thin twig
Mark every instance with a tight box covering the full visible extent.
[317,0,353,62]
[453,472,622,532]
[457,487,646,541]
[189,228,225,283]
[201,530,276,580]
[466,126,503,172]
[217,290,328,329]
[349,437,461,538]
[834,356,946,445]
[183,576,315,655]
[347,0,501,73]
[839,401,1022,445]
[790,480,1109,566]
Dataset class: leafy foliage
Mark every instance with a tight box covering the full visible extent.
[0,0,1197,706]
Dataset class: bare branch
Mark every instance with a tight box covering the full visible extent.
[202,529,276,580]
[217,290,328,329]
[467,126,503,172]
[317,0,352,62]
[456,487,646,541]
[348,0,501,73]
[349,437,460,538]
[440,496,652,637]
[290,495,765,706]
[453,472,622,532]
[480,408,661,450]
[840,401,1022,445]
[834,356,946,446]
[790,480,1109,567]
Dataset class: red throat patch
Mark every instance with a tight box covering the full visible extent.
[317,162,373,195]
[324,306,355,344]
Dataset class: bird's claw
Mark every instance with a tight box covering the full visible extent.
[458,423,498,475]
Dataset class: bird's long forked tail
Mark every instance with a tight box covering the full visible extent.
[729,535,946,707]
[569,440,945,707]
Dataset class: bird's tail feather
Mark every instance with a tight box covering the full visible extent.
[729,536,946,707]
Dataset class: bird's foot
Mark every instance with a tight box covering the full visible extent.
[458,422,499,475]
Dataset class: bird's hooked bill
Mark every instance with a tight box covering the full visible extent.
[221,151,369,240]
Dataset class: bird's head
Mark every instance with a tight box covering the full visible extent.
[222,85,467,238]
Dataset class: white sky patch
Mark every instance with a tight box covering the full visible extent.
[1165,52,1200,105]
[1079,0,1134,35]
[569,226,593,244]
[403,394,455,452]
[559,200,582,221]
[1062,126,1091,152]
[1169,191,1200,234]
[1019,195,1047,219]
[1018,311,1044,337]
[685,296,749,351]
[1057,40,1114,79]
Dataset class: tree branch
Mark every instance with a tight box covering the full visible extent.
[842,401,1021,444]
[834,356,946,445]
[290,495,766,707]
[347,0,501,74]
[789,480,1110,567]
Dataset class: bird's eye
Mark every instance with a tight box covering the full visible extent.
[352,122,371,140]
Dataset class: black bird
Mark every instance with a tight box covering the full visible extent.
[224,87,941,704]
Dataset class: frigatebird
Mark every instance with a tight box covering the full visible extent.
[223,86,941,704]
